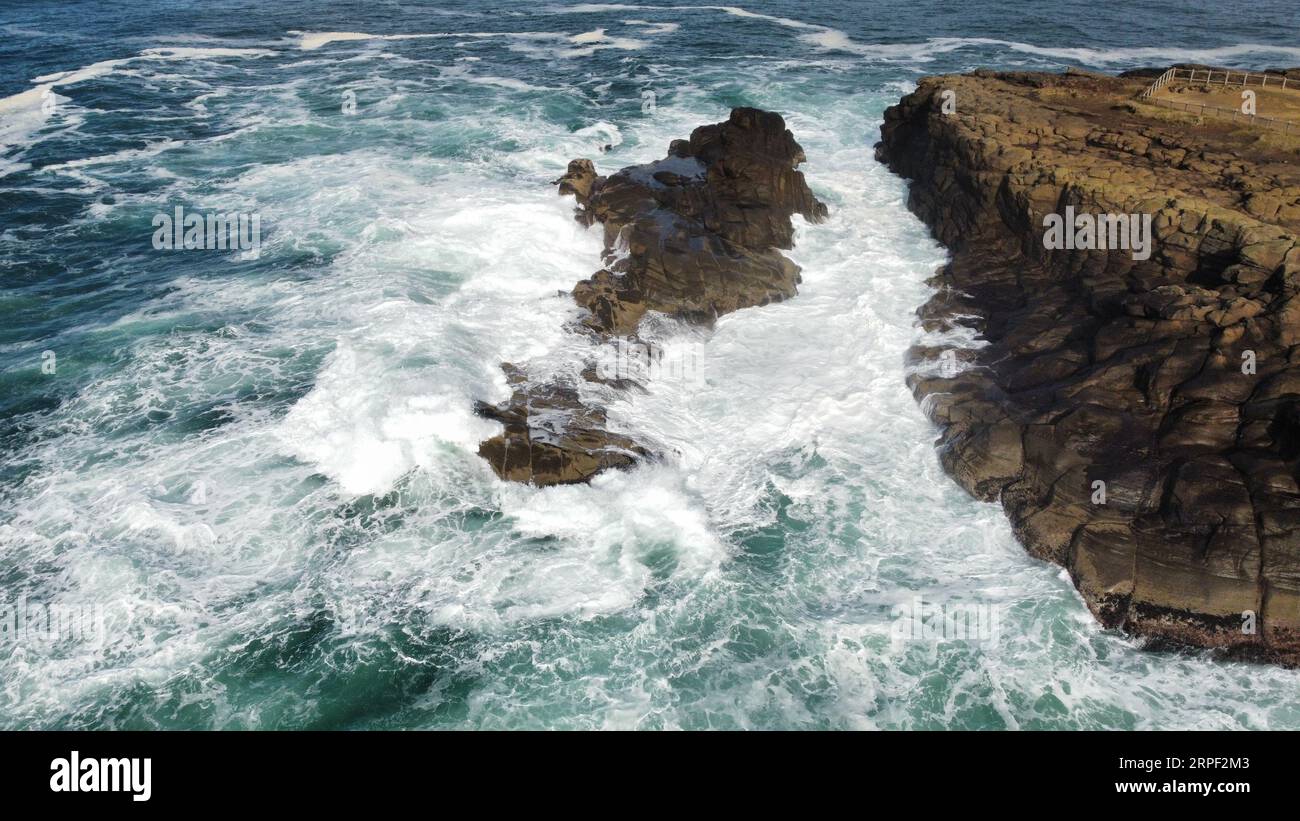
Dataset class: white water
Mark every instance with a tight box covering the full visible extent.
[3,8,1300,728]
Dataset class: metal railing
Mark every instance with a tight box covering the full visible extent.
[1136,67,1297,133]
[1140,67,1292,99]
[1144,96,1297,134]
[1139,67,1178,98]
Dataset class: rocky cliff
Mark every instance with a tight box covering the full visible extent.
[877,68,1300,663]
[477,107,827,486]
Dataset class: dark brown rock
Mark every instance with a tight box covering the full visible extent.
[477,108,827,486]
[475,365,649,486]
[555,159,599,207]
[878,68,1300,664]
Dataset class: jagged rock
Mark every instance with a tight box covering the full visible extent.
[474,364,649,486]
[878,68,1300,664]
[556,159,599,206]
[477,108,827,486]
[569,106,828,335]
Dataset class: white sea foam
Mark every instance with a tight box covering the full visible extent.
[797,34,1300,65]
[42,138,183,172]
[542,5,1300,69]
[0,56,129,137]
[624,19,681,34]
[0,46,274,156]
[295,27,647,58]
[574,120,624,150]
[136,46,277,60]
[438,63,548,91]
[4,17,1300,730]
[713,5,823,30]
[994,39,1300,65]
[571,27,611,44]
[551,3,649,11]
[297,31,442,50]
[524,29,649,58]
[294,29,559,51]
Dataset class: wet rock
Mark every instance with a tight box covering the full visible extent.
[878,68,1300,664]
[475,364,649,486]
[477,108,827,486]
[555,159,599,207]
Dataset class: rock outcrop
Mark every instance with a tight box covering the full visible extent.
[878,68,1300,663]
[477,107,827,486]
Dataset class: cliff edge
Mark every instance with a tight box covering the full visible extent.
[877,68,1300,663]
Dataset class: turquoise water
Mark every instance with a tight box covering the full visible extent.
[2,1,1300,729]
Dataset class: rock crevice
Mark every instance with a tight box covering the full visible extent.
[877,68,1300,663]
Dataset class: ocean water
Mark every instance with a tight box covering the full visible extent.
[2,0,1299,730]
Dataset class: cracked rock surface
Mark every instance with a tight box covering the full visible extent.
[878,68,1300,664]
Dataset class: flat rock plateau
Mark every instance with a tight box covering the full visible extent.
[877,66,1300,664]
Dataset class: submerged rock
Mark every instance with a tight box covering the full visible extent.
[477,107,828,486]
[877,68,1300,664]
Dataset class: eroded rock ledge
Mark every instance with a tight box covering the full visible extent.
[477,107,827,486]
[877,68,1300,663]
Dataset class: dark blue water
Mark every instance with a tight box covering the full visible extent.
[1,1,1298,729]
